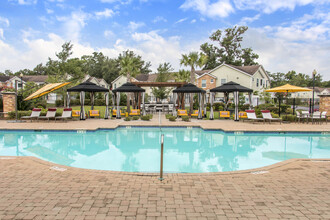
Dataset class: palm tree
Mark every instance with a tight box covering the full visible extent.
[119,51,140,113]
[173,69,190,82]
[180,52,207,113]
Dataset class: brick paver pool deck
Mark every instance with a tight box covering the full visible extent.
[0,116,329,219]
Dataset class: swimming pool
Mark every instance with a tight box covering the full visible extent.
[0,127,329,172]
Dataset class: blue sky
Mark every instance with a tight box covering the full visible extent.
[0,0,329,80]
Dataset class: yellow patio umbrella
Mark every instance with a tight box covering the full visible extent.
[265,84,312,116]
[24,82,71,101]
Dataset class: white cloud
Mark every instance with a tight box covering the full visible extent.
[100,0,132,4]
[233,0,329,14]
[57,10,90,41]
[243,28,330,80]
[15,0,37,5]
[180,0,234,18]
[152,16,167,23]
[175,18,188,24]
[95,8,115,19]
[0,17,10,27]
[46,8,54,14]
[0,29,4,40]
[104,30,115,38]
[191,19,196,23]
[239,14,260,25]
[128,21,145,31]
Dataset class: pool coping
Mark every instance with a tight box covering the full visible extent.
[1,125,329,134]
[2,156,330,176]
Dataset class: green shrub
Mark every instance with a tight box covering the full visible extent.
[165,114,172,119]
[141,115,150,121]
[169,116,176,121]
[94,99,106,106]
[239,104,250,111]
[281,115,296,122]
[182,116,190,122]
[132,116,139,120]
[7,111,32,119]
[280,104,290,114]
[147,114,153,119]
[213,103,222,111]
[285,108,294,114]
[206,106,210,111]
[55,100,64,107]
[124,117,132,121]
[267,107,279,114]
[271,113,279,118]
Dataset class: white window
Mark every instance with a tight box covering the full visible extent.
[114,84,116,89]
[221,79,226,85]
[202,79,206,88]
[260,79,263,87]
[211,79,214,83]
[256,79,259,87]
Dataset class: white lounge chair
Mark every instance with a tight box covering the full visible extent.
[38,108,57,122]
[245,110,265,123]
[21,108,41,122]
[261,110,282,124]
[321,111,328,124]
[310,111,321,124]
[55,108,72,122]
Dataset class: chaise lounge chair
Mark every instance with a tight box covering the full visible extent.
[261,110,282,124]
[55,108,72,122]
[245,110,265,123]
[234,111,248,121]
[21,108,41,122]
[112,109,125,117]
[38,108,57,122]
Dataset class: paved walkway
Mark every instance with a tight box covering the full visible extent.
[0,116,329,219]
[0,157,330,219]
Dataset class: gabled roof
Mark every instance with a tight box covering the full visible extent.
[195,70,210,76]
[227,64,261,76]
[196,72,217,79]
[22,75,48,82]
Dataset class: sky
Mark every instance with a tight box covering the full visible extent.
[0,0,329,80]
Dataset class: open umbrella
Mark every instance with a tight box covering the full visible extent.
[24,82,71,101]
[265,84,312,116]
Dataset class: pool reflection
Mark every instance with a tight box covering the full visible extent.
[0,128,329,172]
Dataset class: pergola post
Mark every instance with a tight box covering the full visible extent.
[234,91,239,121]
[116,92,121,119]
[210,92,214,120]
[105,92,109,119]
[198,93,202,120]
[80,91,86,120]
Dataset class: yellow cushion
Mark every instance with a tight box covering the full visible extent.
[129,109,140,116]
[72,110,80,117]
[90,110,99,115]
[220,111,230,118]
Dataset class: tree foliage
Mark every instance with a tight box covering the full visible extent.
[269,70,323,88]
[152,62,173,100]
[200,26,259,69]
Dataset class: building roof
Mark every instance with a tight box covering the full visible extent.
[227,64,261,76]
[195,70,210,76]
[0,75,11,82]
[22,75,48,82]
[308,87,329,93]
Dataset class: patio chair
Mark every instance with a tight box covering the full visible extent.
[112,109,125,117]
[177,109,188,117]
[310,111,321,124]
[89,109,100,118]
[219,111,230,119]
[321,111,328,124]
[129,109,140,116]
[234,111,248,121]
[72,110,80,118]
[55,108,72,122]
[191,110,203,118]
[296,111,310,123]
[245,110,265,123]
[21,108,41,122]
[261,110,282,124]
[38,108,57,122]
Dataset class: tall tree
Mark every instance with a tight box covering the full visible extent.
[119,50,143,112]
[180,52,207,112]
[152,62,173,101]
[200,26,259,69]
[173,69,190,82]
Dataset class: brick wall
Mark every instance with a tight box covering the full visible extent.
[2,92,16,118]
[196,75,216,90]
[319,95,330,116]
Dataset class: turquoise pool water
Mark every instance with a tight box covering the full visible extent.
[0,127,329,173]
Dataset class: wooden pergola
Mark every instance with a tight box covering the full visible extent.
[132,82,186,87]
